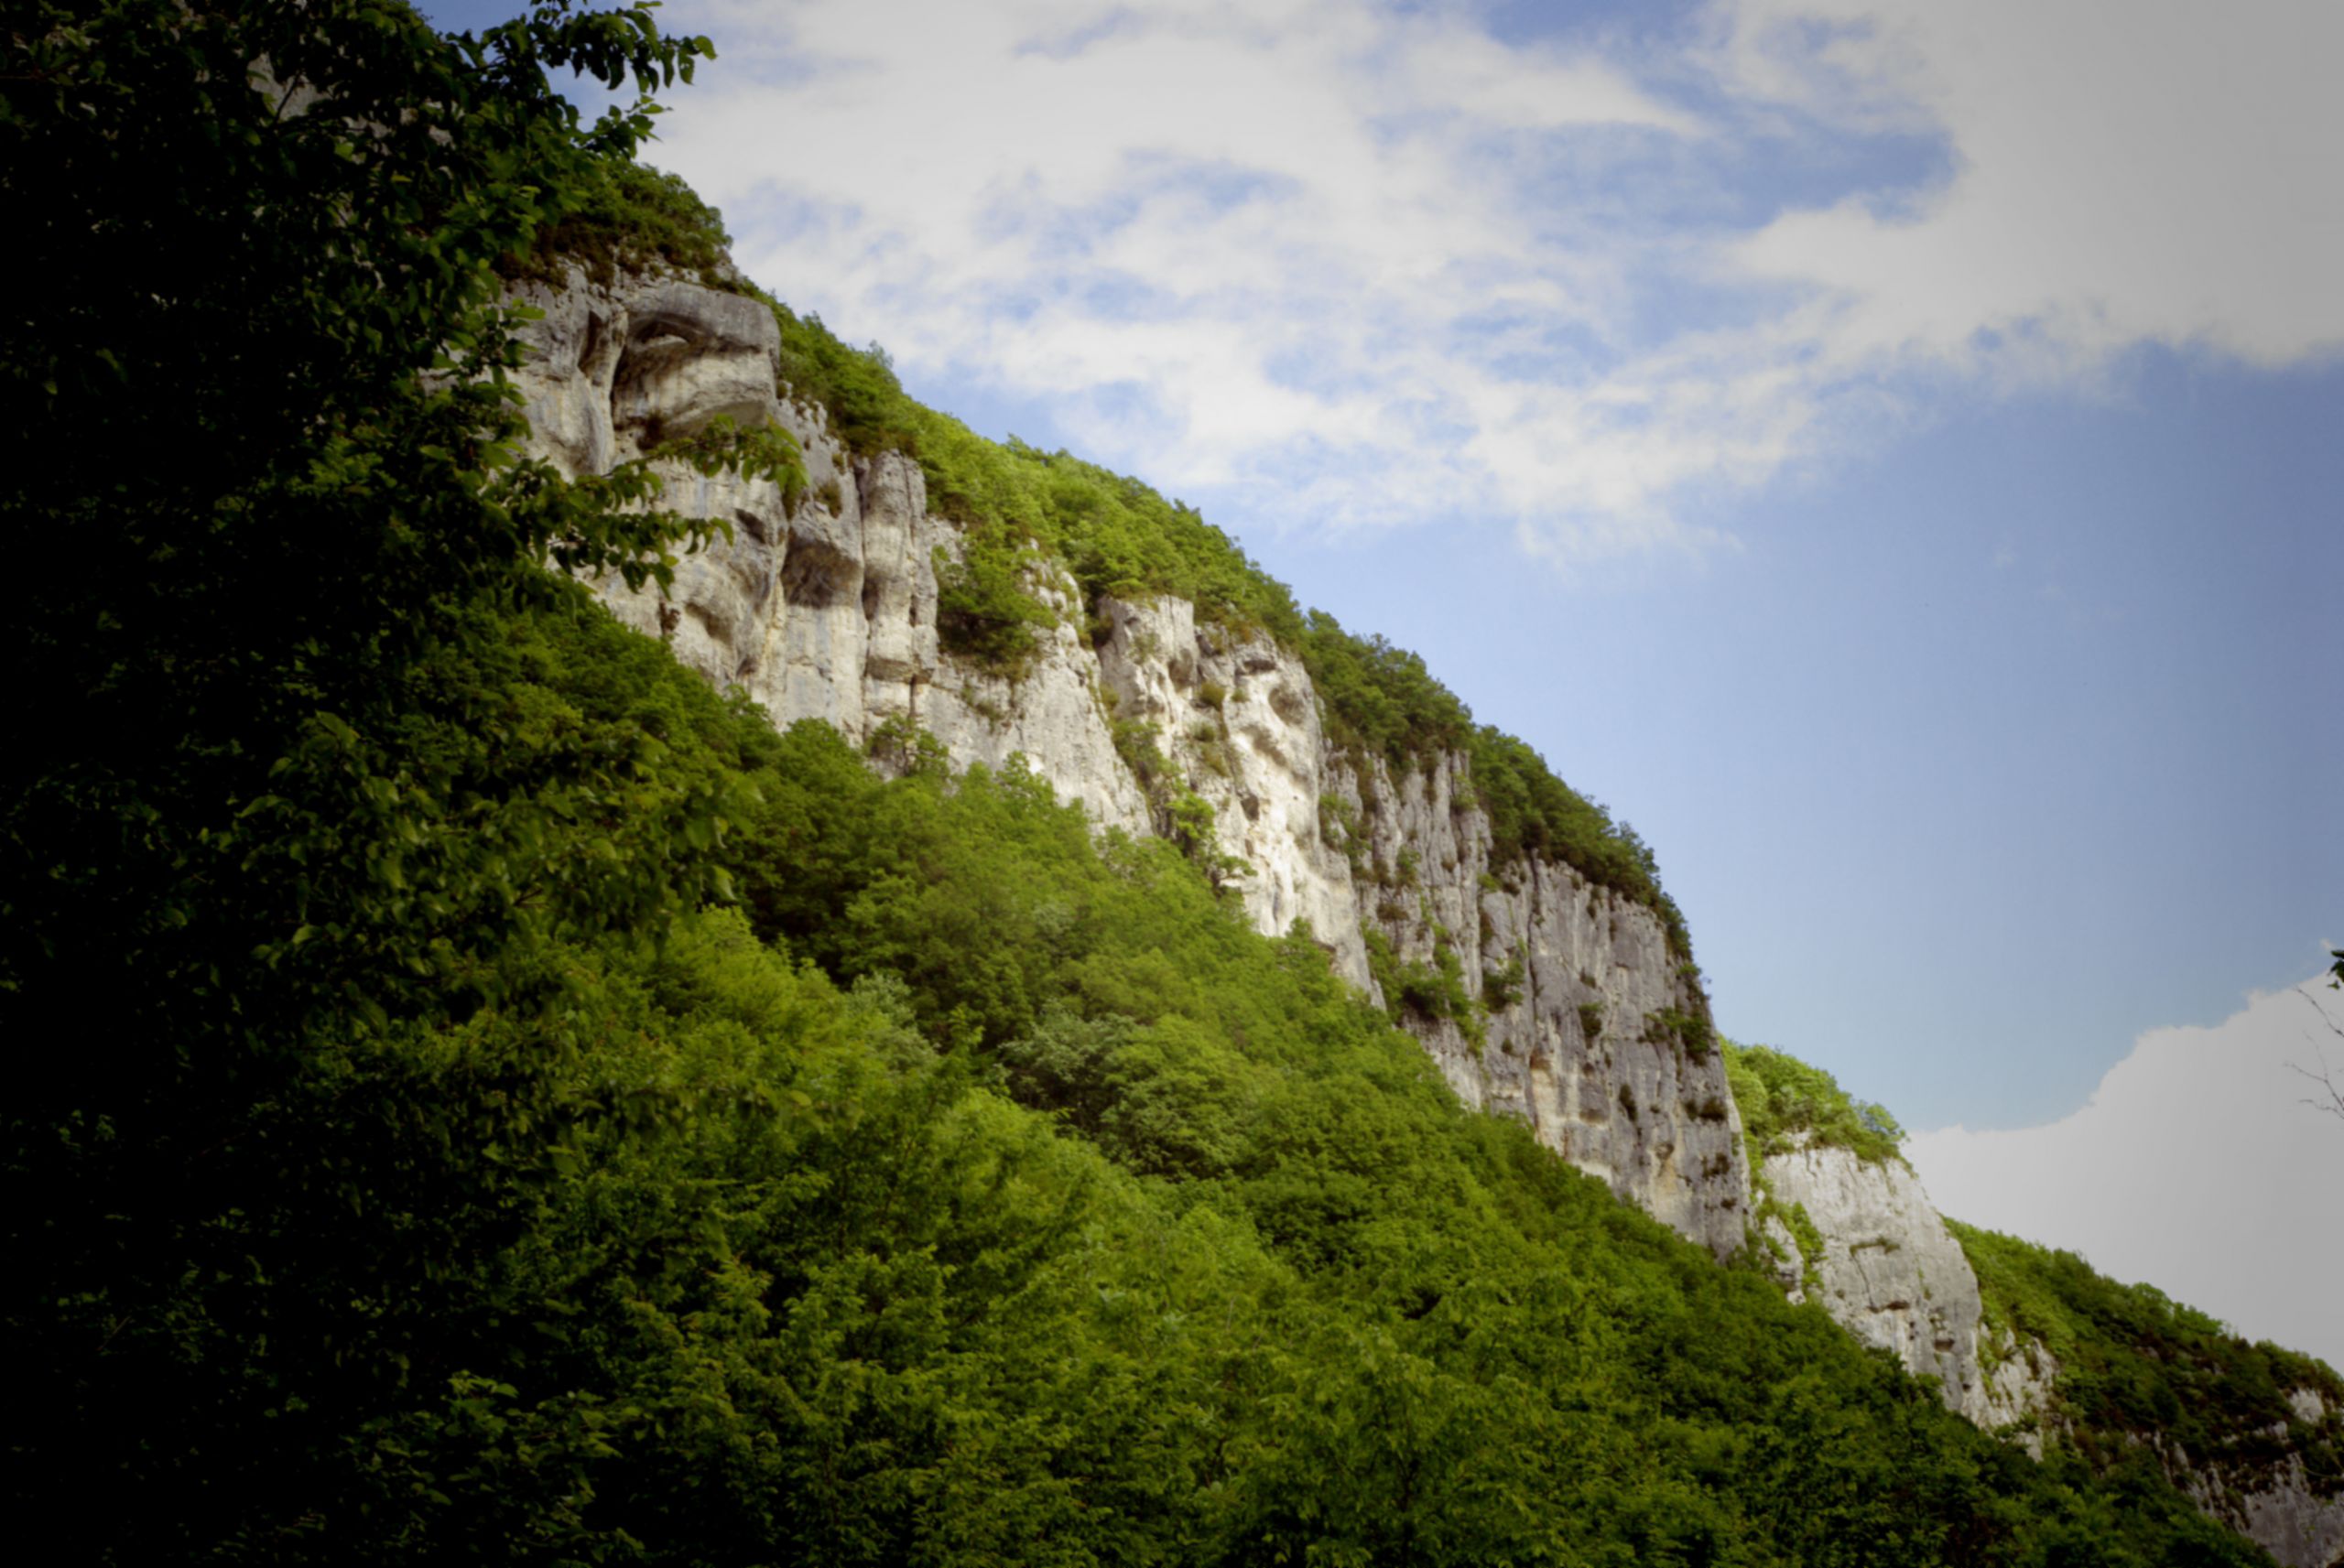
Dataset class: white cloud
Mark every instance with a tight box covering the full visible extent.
[1906,969,2344,1371]
[643,0,2344,563]
[1716,0,2344,370]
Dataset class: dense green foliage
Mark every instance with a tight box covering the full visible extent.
[1951,1223,2344,1493]
[503,157,741,289]
[1363,925,1487,1043]
[1724,1039,1909,1166]
[46,576,2249,1564]
[0,5,2298,1563]
[4,0,719,1037]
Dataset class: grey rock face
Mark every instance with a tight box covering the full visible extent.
[509,267,1152,835]
[507,265,1745,1251]
[1755,1143,2064,1449]
[1093,595,1373,987]
[1334,751,1748,1256]
[1760,1142,1993,1418]
[2195,1451,2344,1568]
[1975,1325,2059,1454]
[2158,1386,2344,1568]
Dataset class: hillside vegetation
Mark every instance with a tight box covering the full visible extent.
[1952,1222,2344,1495]
[1729,1033,2342,1528]
[1724,1039,1909,1167]
[0,3,2295,1563]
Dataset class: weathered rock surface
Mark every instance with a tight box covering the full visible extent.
[509,265,1744,1252]
[1759,1141,1993,1419]
[1336,751,1747,1255]
[1974,1324,2060,1454]
[510,268,1153,836]
[2187,1445,2344,1568]
[2151,1383,2344,1568]
[1092,594,1372,987]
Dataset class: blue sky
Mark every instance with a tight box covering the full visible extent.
[428,3,2340,1145]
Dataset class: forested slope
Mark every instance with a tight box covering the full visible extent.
[0,3,2316,1563]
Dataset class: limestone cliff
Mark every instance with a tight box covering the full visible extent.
[2116,1388,2343,1568]
[1753,1147,2063,1478]
[1756,1141,2022,1428]
[2199,1388,2344,1568]
[510,265,1746,1256]
[1331,752,1745,1253]
[1973,1322,2061,1454]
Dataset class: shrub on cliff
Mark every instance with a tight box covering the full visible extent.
[1725,1040,1909,1166]
[504,157,739,288]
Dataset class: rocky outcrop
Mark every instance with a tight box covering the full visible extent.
[509,265,1746,1253]
[1753,1143,2068,1453]
[1974,1324,2060,1454]
[2152,1384,2344,1568]
[1335,752,1746,1254]
[1091,594,1372,986]
[512,266,1153,837]
[1748,1149,2051,1442]
[2181,1438,2344,1568]
[1758,1141,2002,1422]
[1979,1330,2341,1566]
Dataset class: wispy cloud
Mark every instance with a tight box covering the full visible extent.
[1716,1,2344,369]
[649,0,2344,564]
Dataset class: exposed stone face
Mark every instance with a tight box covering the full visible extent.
[1092,595,1373,987]
[1760,1142,1993,1419]
[2185,1449,2344,1568]
[509,268,1153,835]
[2098,1407,2344,1568]
[1975,1325,2059,1455]
[509,266,1745,1251]
[1334,750,1747,1256]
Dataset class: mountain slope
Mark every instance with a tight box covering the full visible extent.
[3,7,2323,1560]
[510,249,1750,1258]
[499,159,2341,1561]
[1954,1221,2344,1568]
